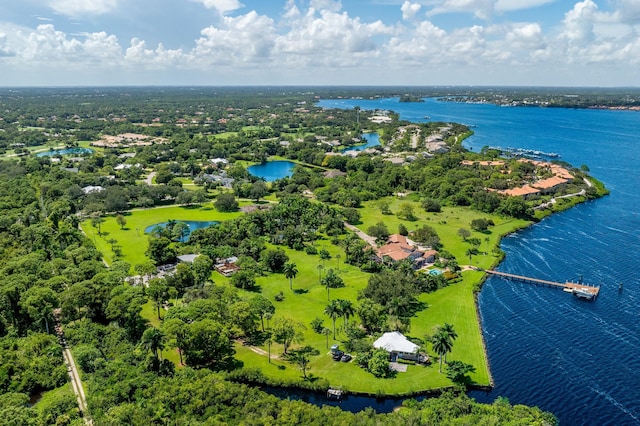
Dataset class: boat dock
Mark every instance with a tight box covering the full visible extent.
[485,270,600,300]
[327,387,343,400]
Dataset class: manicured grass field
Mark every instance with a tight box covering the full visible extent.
[98,196,530,394]
[80,203,244,267]
[232,242,491,393]
[357,197,530,271]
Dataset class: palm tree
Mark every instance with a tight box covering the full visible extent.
[317,264,325,283]
[319,249,331,267]
[265,331,273,364]
[466,248,474,264]
[431,329,453,373]
[438,323,458,363]
[336,299,354,329]
[283,262,298,291]
[324,301,340,339]
[322,327,332,349]
[141,327,165,360]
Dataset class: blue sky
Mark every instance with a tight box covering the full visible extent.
[0,0,638,86]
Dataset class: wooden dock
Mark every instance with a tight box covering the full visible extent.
[485,270,600,300]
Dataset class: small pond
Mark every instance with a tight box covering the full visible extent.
[247,160,296,182]
[340,133,380,152]
[144,220,219,242]
[36,147,94,157]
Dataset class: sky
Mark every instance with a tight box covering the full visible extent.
[0,0,639,87]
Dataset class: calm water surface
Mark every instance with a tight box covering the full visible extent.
[144,220,218,242]
[340,132,380,152]
[248,160,296,181]
[36,147,93,156]
[319,98,640,425]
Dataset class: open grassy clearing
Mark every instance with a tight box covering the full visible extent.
[80,203,244,267]
[210,132,238,139]
[232,242,490,393]
[33,384,77,415]
[108,196,530,394]
[358,197,530,270]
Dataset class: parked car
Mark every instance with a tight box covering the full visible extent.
[332,350,344,361]
[340,353,352,362]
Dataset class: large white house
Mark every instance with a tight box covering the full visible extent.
[373,331,421,361]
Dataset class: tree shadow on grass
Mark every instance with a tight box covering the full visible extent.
[215,357,244,373]
[293,288,309,295]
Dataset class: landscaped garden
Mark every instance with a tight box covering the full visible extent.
[83,195,530,394]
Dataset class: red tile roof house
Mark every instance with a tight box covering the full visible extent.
[376,235,438,268]
[499,185,541,199]
[532,176,570,195]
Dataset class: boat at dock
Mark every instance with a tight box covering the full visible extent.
[571,287,598,300]
[327,387,343,400]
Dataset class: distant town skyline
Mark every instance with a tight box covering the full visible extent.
[0,0,639,87]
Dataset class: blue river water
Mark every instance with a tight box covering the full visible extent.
[318,97,640,425]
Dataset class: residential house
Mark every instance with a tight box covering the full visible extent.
[373,331,422,362]
[376,234,438,268]
[215,256,240,277]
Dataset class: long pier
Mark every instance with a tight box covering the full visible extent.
[485,270,600,300]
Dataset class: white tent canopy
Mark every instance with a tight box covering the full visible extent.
[373,332,419,354]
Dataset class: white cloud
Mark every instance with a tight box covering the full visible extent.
[609,0,640,24]
[0,33,15,57]
[283,0,301,19]
[275,8,393,67]
[504,22,545,50]
[310,0,343,13]
[1,0,640,85]
[125,38,184,68]
[495,0,556,13]
[401,2,421,21]
[48,0,119,18]
[0,23,123,69]
[427,0,495,20]
[191,0,244,14]
[560,0,598,43]
[192,11,276,66]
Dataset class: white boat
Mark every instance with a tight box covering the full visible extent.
[573,288,596,300]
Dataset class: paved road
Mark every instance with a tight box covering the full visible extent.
[144,171,156,185]
[343,222,377,249]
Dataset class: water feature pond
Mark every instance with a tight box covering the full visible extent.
[36,147,93,156]
[144,220,218,242]
[340,132,380,152]
[248,160,296,182]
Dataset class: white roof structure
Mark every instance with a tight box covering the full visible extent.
[82,185,104,194]
[373,332,419,354]
[177,254,200,263]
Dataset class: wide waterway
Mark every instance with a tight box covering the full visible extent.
[318,97,640,425]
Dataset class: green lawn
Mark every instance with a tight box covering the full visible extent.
[230,238,498,394]
[80,203,244,268]
[211,132,238,139]
[106,197,530,395]
[358,197,530,270]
